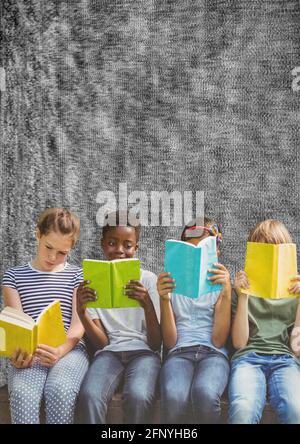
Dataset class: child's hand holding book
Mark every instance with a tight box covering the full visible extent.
[34,344,63,368]
[157,272,176,301]
[76,280,97,316]
[10,348,34,369]
[288,276,300,295]
[234,271,250,298]
[124,280,152,309]
[208,263,231,294]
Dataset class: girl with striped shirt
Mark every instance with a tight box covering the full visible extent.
[2,208,89,424]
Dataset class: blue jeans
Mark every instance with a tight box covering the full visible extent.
[160,345,230,424]
[76,349,161,424]
[228,352,300,424]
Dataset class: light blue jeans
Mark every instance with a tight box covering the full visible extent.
[77,349,161,424]
[160,345,230,424]
[228,352,300,424]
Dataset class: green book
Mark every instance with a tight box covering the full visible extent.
[83,258,141,308]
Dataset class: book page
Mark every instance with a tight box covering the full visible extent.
[241,242,275,298]
[112,259,140,308]
[36,300,66,347]
[0,320,34,357]
[83,259,112,308]
[277,243,298,298]
[0,307,34,326]
[164,240,200,298]
[198,237,221,296]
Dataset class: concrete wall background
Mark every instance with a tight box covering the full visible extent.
[1,0,300,383]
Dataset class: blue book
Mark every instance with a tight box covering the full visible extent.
[164,236,222,298]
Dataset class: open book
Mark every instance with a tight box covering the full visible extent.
[164,236,221,298]
[83,258,141,308]
[241,242,298,299]
[0,300,67,357]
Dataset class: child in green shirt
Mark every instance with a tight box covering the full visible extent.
[229,219,300,424]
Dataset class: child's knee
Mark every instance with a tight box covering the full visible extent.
[44,379,77,405]
[10,378,42,405]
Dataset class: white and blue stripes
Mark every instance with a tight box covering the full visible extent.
[2,263,83,332]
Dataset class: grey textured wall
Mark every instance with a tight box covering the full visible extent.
[0,0,300,383]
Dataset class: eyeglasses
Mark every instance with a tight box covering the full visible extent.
[184,224,223,245]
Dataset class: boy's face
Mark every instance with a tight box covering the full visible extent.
[101,226,138,261]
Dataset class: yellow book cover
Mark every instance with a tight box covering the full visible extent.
[241,242,298,299]
[0,300,67,357]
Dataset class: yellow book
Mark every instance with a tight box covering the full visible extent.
[0,300,67,357]
[241,242,298,299]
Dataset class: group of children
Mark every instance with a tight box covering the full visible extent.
[2,207,300,424]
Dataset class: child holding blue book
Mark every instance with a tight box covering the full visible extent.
[157,217,231,424]
[229,219,300,424]
[76,210,161,424]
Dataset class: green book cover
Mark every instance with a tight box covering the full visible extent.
[83,258,141,308]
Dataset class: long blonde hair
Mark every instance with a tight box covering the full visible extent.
[248,219,292,244]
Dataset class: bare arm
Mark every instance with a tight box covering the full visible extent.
[56,287,85,358]
[2,286,23,310]
[289,278,300,357]
[143,300,162,351]
[231,271,250,349]
[76,281,109,349]
[157,272,177,350]
[209,263,232,348]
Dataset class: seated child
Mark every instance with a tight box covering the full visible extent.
[2,208,88,424]
[76,210,161,424]
[157,217,231,424]
[229,219,300,424]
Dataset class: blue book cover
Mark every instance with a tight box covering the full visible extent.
[164,236,222,298]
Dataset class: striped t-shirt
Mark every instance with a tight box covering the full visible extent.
[2,262,83,332]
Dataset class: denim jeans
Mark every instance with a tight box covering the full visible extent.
[160,345,230,424]
[76,349,161,424]
[228,352,300,424]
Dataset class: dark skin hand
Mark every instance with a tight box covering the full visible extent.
[76,280,97,315]
[124,280,153,308]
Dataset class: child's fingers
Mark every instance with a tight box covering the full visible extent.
[158,285,174,295]
[40,357,53,367]
[125,291,141,300]
[289,284,300,294]
[211,263,226,271]
[11,348,20,362]
[236,271,248,279]
[23,354,33,367]
[126,281,144,289]
[79,288,96,299]
[209,277,226,285]
[78,280,91,289]
[159,272,172,279]
[15,351,28,366]
[82,295,97,304]
[159,282,176,289]
[159,277,176,284]
[208,275,226,283]
[208,268,227,276]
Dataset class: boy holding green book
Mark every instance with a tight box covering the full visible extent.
[76,210,161,424]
